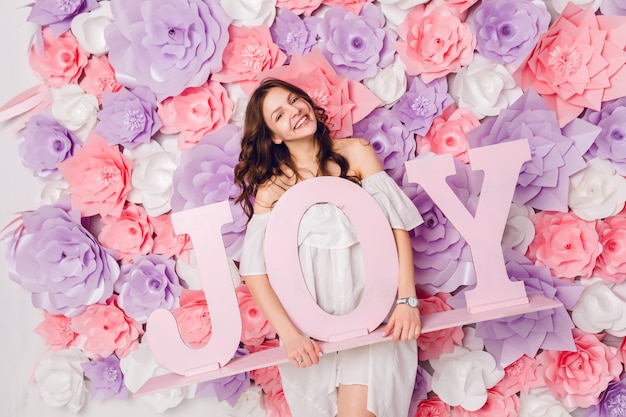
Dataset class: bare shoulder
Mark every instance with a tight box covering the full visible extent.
[252,174,294,214]
[333,138,382,178]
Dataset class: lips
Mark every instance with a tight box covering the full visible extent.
[294,115,308,130]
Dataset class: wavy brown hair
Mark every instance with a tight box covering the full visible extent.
[234,78,360,218]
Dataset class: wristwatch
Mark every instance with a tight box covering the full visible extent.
[396,296,419,308]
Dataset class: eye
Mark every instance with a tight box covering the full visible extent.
[276,113,283,121]
[290,96,299,104]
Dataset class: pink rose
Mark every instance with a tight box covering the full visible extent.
[454,386,519,417]
[98,202,154,264]
[261,48,380,138]
[498,355,544,396]
[514,3,626,127]
[537,329,622,408]
[526,211,601,280]
[236,284,276,347]
[322,0,372,14]
[71,298,143,359]
[594,211,626,283]
[150,214,192,263]
[78,55,122,104]
[171,289,212,347]
[416,105,479,163]
[446,0,480,18]
[28,27,89,87]
[264,382,292,417]
[57,132,133,218]
[212,25,287,93]
[395,2,475,82]
[248,339,281,392]
[415,397,451,417]
[34,310,77,352]
[158,81,234,150]
[416,293,464,360]
[276,0,323,16]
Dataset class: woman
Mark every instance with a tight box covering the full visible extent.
[234,78,422,417]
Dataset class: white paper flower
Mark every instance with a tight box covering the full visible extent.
[70,1,114,56]
[571,277,626,337]
[518,388,576,417]
[40,178,69,205]
[377,0,429,27]
[502,204,536,254]
[429,346,504,411]
[176,251,241,290]
[219,385,266,417]
[224,83,249,129]
[547,0,602,14]
[450,54,523,120]
[364,58,407,108]
[50,85,99,140]
[119,339,196,413]
[220,0,276,27]
[124,136,180,216]
[34,347,88,413]
[568,158,626,221]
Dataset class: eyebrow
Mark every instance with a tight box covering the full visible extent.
[270,93,294,119]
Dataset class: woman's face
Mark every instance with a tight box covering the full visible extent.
[261,86,317,145]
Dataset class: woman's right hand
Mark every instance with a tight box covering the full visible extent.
[282,332,324,368]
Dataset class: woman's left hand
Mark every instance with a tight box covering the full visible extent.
[383,304,422,342]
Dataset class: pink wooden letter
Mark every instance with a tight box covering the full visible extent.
[405,140,531,313]
[146,201,242,376]
[264,176,399,341]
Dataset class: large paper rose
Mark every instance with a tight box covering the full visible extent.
[498,355,545,396]
[171,289,212,347]
[98,202,155,264]
[537,330,622,408]
[594,211,626,283]
[270,8,319,63]
[151,213,192,262]
[158,81,234,149]
[236,284,276,347]
[78,55,123,104]
[363,58,407,108]
[82,354,129,400]
[34,311,78,351]
[502,204,536,254]
[18,111,81,180]
[454,385,519,417]
[518,388,576,417]
[471,0,550,67]
[7,204,119,317]
[514,3,626,127]
[94,86,162,149]
[221,0,276,27]
[415,293,464,360]
[28,0,98,36]
[104,0,232,99]
[34,348,88,412]
[29,27,88,88]
[584,374,626,417]
[57,133,133,218]
[415,397,451,417]
[449,54,523,119]
[70,1,115,56]
[50,84,99,140]
[526,210,601,280]
[315,3,396,81]
[582,97,626,176]
[571,278,626,337]
[264,382,292,417]
[395,2,475,82]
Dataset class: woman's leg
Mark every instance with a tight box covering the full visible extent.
[336,384,375,417]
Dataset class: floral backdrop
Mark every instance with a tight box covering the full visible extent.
[2,0,626,416]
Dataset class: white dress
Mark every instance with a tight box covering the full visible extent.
[239,171,423,417]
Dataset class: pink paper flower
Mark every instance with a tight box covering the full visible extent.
[498,355,545,396]
[71,298,143,359]
[28,27,89,88]
[248,339,281,392]
[537,330,622,408]
[150,213,192,263]
[416,292,464,360]
[57,132,133,218]
[395,2,475,83]
[322,0,373,15]
[455,386,519,417]
[158,80,234,149]
[415,397,451,417]
[618,336,626,365]
[415,104,479,163]
[264,382,292,417]
[34,310,78,351]
[171,289,212,347]
[594,211,626,283]
[526,210,601,280]
[212,25,287,93]
[260,48,380,138]
[98,202,154,264]
[79,55,123,104]
[446,0,480,18]
[236,284,276,348]
[276,0,323,16]
[514,3,626,127]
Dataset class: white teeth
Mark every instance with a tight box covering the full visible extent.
[294,116,307,129]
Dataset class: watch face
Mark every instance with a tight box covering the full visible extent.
[408,297,419,308]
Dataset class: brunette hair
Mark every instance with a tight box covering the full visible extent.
[234,78,359,218]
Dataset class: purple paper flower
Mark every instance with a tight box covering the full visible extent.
[315,3,396,81]
[390,76,454,137]
[583,373,626,417]
[471,0,550,67]
[601,0,626,16]
[94,86,162,149]
[28,0,99,36]
[270,8,319,64]
[582,97,626,176]
[353,107,415,184]
[18,111,81,179]
[467,89,597,212]
[114,254,182,323]
[104,0,232,99]
[7,204,119,317]
[403,158,481,294]
[82,354,129,400]
[171,124,246,261]
[195,348,250,406]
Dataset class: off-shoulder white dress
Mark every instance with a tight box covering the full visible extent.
[239,171,423,417]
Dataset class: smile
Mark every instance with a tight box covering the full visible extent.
[294,116,308,130]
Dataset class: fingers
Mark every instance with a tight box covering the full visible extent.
[290,339,324,368]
